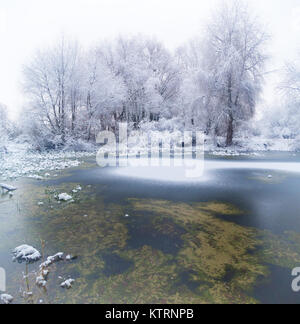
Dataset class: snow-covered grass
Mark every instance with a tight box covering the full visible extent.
[0,142,95,181]
[204,136,300,156]
[205,137,300,156]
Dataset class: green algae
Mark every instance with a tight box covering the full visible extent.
[129,199,266,303]
[258,230,300,268]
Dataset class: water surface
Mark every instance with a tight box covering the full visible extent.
[1,152,300,304]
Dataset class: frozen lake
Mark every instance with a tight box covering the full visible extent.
[1,152,300,304]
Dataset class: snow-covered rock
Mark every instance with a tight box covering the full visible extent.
[28,175,44,180]
[58,193,72,201]
[0,183,17,191]
[0,294,14,304]
[13,245,41,263]
[66,255,77,261]
[72,186,82,194]
[61,279,75,289]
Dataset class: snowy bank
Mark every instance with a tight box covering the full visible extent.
[0,142,95,181]
[205,137,300,154]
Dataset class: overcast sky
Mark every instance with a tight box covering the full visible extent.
[0,0,300,119]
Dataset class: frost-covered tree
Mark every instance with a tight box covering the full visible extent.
[177,39,219,134]
[97,36,181,128]
[82,47,126,140]
[280,58,300,103]
[0,103,17,150]
[22,35,181,147]
[275,55,300,139]
[207,1,268,146]
[0,103,8,132]
[23,37,82,144]
[179,1,268,146]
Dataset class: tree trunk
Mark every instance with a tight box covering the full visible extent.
[226,115,234,146]
[226,74,234,147]
[87,93,92,142]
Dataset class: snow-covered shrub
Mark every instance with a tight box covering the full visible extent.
[62,137,96,152]
[139,118,184,133]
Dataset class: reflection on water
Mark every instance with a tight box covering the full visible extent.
[0,153,300,304]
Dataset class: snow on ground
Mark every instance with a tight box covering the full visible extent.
[115,130,300,157]
[205,137,299,155]
[0,142,95,181]
[0,134,299,182]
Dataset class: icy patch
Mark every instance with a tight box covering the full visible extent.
[204,160,300,174]
[0,294,14,304]
[13,245,41,263]
[112,158,207,183]
[111,158,300,183]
